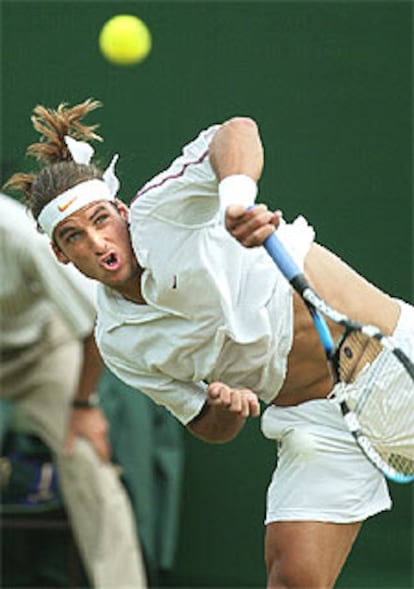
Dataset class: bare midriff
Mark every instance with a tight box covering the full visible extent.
[274,243,401,407]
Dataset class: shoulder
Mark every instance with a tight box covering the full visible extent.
[132,124,221,202]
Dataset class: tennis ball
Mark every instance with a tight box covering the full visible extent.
[284,429,318,459]
[99,15,152,66]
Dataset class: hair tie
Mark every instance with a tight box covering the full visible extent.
[38,137,121,238]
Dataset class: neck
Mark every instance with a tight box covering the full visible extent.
[114,266,147,305]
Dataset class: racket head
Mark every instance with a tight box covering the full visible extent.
[262,231,414,482]
[334,328,414,483]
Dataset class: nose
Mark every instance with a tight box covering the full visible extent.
[88,229,108,254]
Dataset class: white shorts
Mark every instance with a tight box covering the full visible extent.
[261,298,414,525]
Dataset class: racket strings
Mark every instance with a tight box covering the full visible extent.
[344,343,414,476]
[338,331,382,383]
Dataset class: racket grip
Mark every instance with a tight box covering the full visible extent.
[263,232,302,282]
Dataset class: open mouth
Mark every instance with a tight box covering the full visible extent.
[101,252,121,271]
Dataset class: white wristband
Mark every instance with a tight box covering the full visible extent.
[218,174,258,210]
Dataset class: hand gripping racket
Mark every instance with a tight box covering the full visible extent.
[264,231,414,484]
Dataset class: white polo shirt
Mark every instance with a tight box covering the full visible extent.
[95,125,315,424]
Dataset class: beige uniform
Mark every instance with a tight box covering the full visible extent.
[0,194,146,589]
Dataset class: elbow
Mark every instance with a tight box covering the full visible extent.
[209,116,264,181]
[186,406,246,444]
[222,116,259,134]
[186,424,238,444]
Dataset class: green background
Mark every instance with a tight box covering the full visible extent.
[1,1,412,588]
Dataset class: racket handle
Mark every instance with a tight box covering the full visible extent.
[263,229,336,357]
[263,232,302,282]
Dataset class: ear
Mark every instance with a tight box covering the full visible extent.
[51,241,70,265]
[115,199,129,221]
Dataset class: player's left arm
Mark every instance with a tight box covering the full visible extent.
[187,382,260,443]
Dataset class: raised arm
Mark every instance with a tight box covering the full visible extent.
[209,116,264,182]
[210,117,282,247]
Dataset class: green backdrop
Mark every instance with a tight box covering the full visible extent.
[2,2,412,588]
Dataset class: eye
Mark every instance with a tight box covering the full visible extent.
[66,231,81,243]
[95,213,109,224]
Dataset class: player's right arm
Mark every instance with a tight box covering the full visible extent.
[208,116,264,182]
[186,382,260,443]
[209,117,282,246]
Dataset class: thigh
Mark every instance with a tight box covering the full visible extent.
[263,400,391,524]
[265,520,361,589]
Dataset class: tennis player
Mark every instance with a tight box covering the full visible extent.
[5,99,414,589]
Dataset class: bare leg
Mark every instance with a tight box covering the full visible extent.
[265,520,361,589]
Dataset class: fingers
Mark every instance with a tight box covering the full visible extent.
[63,432,76,456]
[207,382,260,418]
[225,204,283,247]
[64,428,112,463]
[65,408,112,463]
[82,423,112,463]
[90,436,112,463]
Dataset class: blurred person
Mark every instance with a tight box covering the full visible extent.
[4,99,414,589]
[0,193,147,588]
[98,369,184,587]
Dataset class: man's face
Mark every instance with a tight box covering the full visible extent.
[52,200,139,291]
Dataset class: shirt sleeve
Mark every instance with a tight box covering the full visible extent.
[97,344,208,425]
[131,124,221,227]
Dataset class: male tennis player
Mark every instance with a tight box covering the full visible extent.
[6,99,414,589]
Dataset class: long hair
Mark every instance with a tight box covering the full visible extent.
[4,99,104,223]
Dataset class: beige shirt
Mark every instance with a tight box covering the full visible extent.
[0,194,97,349]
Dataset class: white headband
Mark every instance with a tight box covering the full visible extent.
[38,136,120,238]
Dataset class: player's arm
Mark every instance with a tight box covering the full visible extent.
[209,116,264,182]
[186,382,260,443]
[209,117,282,246]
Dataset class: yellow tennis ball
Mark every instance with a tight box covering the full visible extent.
[99,15,152,66]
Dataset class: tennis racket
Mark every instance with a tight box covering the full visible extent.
[263,231,414,484]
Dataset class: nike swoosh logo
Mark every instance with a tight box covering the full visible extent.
[58,196,77,212]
